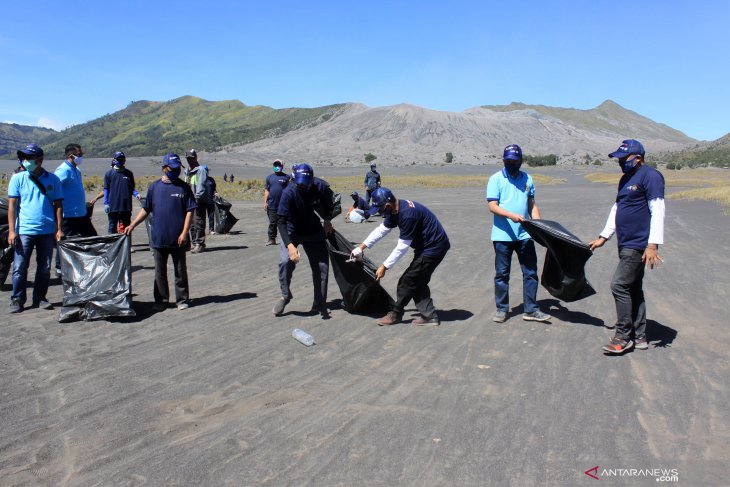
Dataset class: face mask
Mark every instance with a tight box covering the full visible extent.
[273,166,283,173]
[620,157,638,174]
[73,155,84,166]
[114,165,124,171]
[167,168,181,180]
[504,161,521,176]
[22,159,38,172]
[296,183,311,192]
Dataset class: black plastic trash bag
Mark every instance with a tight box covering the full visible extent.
[522,219,596,302]
[0,197,8,224]
[57,234,136,322]
[326,229,395,313]
[213,195,238,234]
[0,224,13,286]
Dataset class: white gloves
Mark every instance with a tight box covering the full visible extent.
[350,246,364,262]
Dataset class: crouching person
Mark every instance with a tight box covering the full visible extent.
[125,154,196,311]
[351,187,450,326]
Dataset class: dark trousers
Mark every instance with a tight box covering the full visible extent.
[611,248,647,340]
[393,251,447,318]
[267,207,279,240]
[152,247,189,305]
[191,203,207,245]
[56,216,97,269]
[278,235,329,306]
[493,239,539,313]
[11,233,55,305]
[107,211,132,234]
[206,203,216,232]
[365,189,375,205]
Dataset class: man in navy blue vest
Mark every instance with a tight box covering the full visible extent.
[589,140,665,354]
[351,187,450,326]
[92,151,140,234]
[274,163,334,318]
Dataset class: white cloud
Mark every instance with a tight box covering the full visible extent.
[37,117,67,131]
[2,120,20,125]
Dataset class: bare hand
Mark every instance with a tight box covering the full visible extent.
[323,221,334,236]
[124,225,134,236]
[288,244,300,264]
[589,237,606,251]
[509,213,525,223]
[178,232,189,247]
[7,230,18,248]
[642,247,663,270]
[56,230,64,242]
[375,265,386,281]
[264,203,268,211]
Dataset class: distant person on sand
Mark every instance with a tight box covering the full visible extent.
[351,187,450,326]
[7,144,64,313]
[125,153,196,311]
[203,167,218,234]
[273,163,334,319]
[487,144,551,324]
[91,151,140,234]
[364,163,381,205]
[230,173,235,183]
[184,149,209,254]
[54,143,97,275]
[263,159,290,246]
[346,191,372,221]
[589,139,665,354]
[224,173,228,183]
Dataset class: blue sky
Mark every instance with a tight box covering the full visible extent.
[2,0,728,141]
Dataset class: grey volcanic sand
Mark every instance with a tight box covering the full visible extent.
[1,166,728,486]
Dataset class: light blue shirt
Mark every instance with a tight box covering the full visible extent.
[486,168,535,241]
[7,169,64,235]
[55,160,87,217]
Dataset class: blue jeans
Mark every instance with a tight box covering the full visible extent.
[12,233,56,305]
[493,239,539,313]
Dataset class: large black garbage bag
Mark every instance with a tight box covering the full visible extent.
[57,234,136,322]
[0,224,13,286]
[522,219,596,302]
[326,229,395,313]
[213,195,238,234]
[0,197,8,224]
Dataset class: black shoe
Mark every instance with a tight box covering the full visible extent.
[310,303,330,319]
[9,300,23,314]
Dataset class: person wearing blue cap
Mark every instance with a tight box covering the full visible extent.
[350,187,450,326]
[364,163,381,205]
[91,151,140,234]
[589,139,665,354]
[7,144,64,313]
[273,163,335,318]
[486,144,551,324]
[54,143,97,274]
[125,154,197,311]
[263,159,290,246]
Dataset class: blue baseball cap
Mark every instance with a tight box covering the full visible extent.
[609,139,645,159]
[293,163,314,185]
[371,187,395,213]
[503,144,522,161]
[17,143,44,160]
[162,153,183,168]
[350,191,359,198]
[112,151,126,166]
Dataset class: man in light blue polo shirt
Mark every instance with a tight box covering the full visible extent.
[486,144,551,323]
[7,144,64,313]
[54,143,97,273]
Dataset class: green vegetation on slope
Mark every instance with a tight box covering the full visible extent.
[660,133,730,168]
[37,96,348,158]
[0,123,58,157]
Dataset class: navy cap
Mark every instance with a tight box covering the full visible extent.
[185,149,197,158]
[371,187,395,213]
[350,191,359,198]
[162,153,183,168]
[17,143,44,159]
[273,159,283,167]
[112,151,126,166]
[503,144,522,161]
[609,139,645,159]
[370,163,376,169]
[293,163,314,185]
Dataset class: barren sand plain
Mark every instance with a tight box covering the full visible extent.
[1,163,728,486]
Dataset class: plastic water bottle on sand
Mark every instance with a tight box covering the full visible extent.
[292,329,314,346]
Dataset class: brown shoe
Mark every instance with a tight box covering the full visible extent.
[412,315,440,326]
[377,311,402,326]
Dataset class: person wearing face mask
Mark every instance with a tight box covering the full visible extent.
[125,153,196,311]
[54,143,97,274]
[6,144,64,313]
[183,149,209,254]
[486,144,551,324]
[263,159,290,246]
[273,163,334,318]
[91,151,140,234]
[350,187,450,326]
[589,140,665,354]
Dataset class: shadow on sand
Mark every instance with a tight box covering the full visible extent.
[202,245,249,253]
[538,299,605,327]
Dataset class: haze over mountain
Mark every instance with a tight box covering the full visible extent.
[1,96,707,165]
[0,123,57,157]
